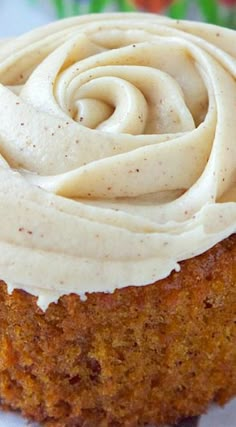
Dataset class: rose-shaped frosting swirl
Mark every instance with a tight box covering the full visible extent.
[0,13,235,309]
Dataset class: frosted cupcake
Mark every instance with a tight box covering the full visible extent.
[0,13,235,427]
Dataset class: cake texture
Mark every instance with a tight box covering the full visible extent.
[0,235,235,426]
[0,11,235,427]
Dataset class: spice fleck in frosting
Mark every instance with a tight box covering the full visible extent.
[0,13,235,309]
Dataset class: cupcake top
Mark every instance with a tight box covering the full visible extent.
[0,13,235,309]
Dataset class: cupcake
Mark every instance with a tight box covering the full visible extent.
[0,12,235,427]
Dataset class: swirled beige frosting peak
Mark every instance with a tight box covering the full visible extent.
[0,13,235,309]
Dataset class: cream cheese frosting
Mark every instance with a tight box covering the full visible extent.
[0,13,235,310]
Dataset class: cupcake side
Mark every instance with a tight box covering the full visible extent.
[0,235,235,426]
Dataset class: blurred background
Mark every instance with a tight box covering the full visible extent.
[0,0,235,37]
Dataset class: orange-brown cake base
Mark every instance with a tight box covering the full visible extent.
[0,235,235,427]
